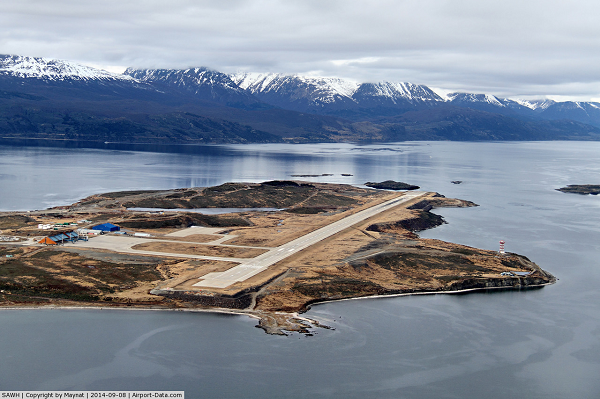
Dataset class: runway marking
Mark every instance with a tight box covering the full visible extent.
[194,191,427,288]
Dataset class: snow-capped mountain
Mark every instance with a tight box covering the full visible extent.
[538,101,600,126]
[0,56,284,144]
[231,72,360,110]
[125,67,262,108]
[352,81,443,106]
[447,91,600,126]
[2,53,600,144]
[3,53,599,125]
[0,54,134,82]
[448,93,506,107]
[445,92,535,117]
[231,72,442,114]
[513,99,556,111]
[0,54,161,104]
[447,92,557,113]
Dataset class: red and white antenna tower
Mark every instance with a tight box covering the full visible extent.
[499,240,505,255]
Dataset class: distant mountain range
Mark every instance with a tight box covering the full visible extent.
[1,54,600,144]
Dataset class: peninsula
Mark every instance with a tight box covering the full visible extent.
[0,181,555,334]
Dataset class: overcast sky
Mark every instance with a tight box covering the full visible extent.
[1,0,599,101]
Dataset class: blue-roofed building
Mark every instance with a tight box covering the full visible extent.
[65,232,79,240]
[51,233,70,242]
[39,231,79,245]
[92,223,120,232]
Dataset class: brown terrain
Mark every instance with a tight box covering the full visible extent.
[0,181,555,335]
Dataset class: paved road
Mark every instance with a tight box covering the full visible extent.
[194,191,427,288]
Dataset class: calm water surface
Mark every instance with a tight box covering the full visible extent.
[1,141,600,398]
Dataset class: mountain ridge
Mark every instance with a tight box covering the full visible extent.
[0,55,134,82]
[2,54,600,144]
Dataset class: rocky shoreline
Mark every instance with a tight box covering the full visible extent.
[0,182,556,335]
[0,272,555,336]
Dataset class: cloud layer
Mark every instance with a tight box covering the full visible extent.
[2,0,600,100]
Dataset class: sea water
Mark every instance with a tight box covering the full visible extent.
[1,141,599,398]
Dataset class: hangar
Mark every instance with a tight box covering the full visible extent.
[38,231,80,245]
[91,223,120,232]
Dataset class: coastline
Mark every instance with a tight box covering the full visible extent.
[0,182,556,335]
[0,275,556,335]
[305,279,556,308]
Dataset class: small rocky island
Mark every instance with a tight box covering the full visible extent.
[365,180,420,190]
[557,185,600,195]
[0,181,555,335]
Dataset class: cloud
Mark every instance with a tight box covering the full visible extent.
[1,0,599,100]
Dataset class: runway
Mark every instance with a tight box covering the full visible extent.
[193,191,427,288]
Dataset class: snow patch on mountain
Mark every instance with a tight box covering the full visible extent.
[513,99,556,110]
[448,92,505,107]
[0,55,135,82]
[231,72,360,104]
[6,54,598,124]
[362,82,444,103]
[231,72,443,106]
[128,67,244,93]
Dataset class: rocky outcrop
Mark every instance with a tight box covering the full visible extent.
[367,209,446,233]
[407,194,478,210]
[365,180,420,190]
[556,185,600,195]
[445,275,555,291]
